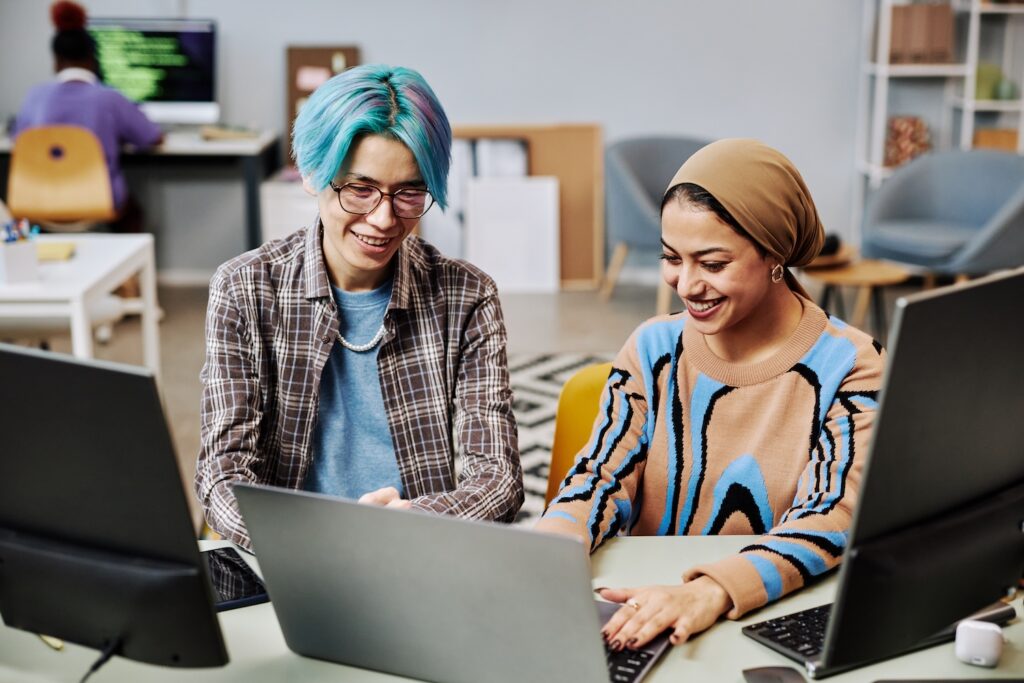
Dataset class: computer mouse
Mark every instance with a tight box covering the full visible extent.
[742,665,807,683]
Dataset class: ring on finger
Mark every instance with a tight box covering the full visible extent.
[626,598,641,611]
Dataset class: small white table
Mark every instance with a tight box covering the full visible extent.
[0,234,161,379]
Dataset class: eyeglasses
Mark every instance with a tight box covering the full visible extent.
[328,181,435,219]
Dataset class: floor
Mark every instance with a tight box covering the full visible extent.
[30,276,917,530]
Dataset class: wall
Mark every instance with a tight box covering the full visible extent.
[0,0,864,278]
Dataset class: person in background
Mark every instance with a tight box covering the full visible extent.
[537,139,885,651]
[12,1,163,233]
[196,64,523,549]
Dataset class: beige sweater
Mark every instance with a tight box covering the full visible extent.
[538,302,885,618]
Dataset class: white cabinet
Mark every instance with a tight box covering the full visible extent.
[260,171,315,244]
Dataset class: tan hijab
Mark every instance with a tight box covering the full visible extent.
[665,138,824,298]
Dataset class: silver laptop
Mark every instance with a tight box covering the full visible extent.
[234,484,670,683]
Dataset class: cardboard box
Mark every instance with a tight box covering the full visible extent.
[973,128,1019,152]
[0,240,40,284]
[927,4,954,63]
[890,3,953,64]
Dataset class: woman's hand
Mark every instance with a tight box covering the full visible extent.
[597,575,732,649]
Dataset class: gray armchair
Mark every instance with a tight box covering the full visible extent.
[601,136,711,310]
[861,149,1024,275]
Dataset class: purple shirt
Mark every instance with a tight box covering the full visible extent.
[14,75,162,209]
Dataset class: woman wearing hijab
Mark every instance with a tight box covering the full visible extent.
[537,139,885,650]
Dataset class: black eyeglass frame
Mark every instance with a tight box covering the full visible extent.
[328,181,435,219]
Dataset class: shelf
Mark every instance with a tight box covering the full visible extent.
[864,63,970,78]
[857,160,897,181]
[950,96,1023,112]
[954,1,1024,14]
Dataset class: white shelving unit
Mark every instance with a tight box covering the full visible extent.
[852,0,1024,241]
[949,0,1024,152]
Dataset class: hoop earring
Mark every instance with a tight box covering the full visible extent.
[770,264,785,284]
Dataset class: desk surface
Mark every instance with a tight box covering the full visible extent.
[0,130,278,157]
[0,234,153,302]
[0,536,1020,682]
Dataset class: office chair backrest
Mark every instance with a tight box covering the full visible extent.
[7,125,117,228]
[945,181,1024,274]
[608,137,707,204]
[545,362,613,505]
[869,149,1024,227]
[605,136,711,249]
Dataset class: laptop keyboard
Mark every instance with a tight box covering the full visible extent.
[605,645,656,683]
[742,603,831,662]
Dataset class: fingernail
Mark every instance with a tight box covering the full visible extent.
[611,639,621,650]
[593,586,608,593]
[669,634,680,645]
[626,638,637,649]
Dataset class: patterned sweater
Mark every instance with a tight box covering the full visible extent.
[537,301,885,618]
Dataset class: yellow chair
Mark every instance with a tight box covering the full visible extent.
[545,362,613,505]
[7,125,117,231]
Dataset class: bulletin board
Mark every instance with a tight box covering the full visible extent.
[285,46,361,164]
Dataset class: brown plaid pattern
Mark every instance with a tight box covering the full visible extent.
[196,222,523,548]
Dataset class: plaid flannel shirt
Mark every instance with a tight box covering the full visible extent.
[196,222,523,548]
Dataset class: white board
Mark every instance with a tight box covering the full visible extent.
[465,176,559,293]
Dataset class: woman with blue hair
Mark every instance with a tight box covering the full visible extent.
[196,64,523,548]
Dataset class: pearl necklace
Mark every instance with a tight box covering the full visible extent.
[337,324,386,353]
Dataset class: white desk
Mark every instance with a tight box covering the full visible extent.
[0,536,1019,682]
[0,234,160,379]
[0,130,281,251]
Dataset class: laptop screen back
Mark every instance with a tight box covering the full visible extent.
[821,269,1024,672]
[234,485,612,683]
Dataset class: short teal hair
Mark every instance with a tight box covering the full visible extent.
[291,64,452,209]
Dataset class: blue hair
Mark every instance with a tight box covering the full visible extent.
[291,64,452,210]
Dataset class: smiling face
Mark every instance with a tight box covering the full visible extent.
[306,134,425,292]
[660,199,780,341]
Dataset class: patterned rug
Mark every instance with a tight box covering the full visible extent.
[507,352,613,525]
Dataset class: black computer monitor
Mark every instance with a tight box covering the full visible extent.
[87,17,218,125]
[817,268,1024,674]
[0,345,228,668]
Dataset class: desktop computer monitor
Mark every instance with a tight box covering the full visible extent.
[745,268,1024,678]
[0,344,228,669]
[820,268,1024,671]
[88,17,219,125]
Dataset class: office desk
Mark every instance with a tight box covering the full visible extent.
[0,130,281,251]
[0,234,160,379]
[0,536,1020,682]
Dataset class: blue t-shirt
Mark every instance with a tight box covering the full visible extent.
[303,277,402,499]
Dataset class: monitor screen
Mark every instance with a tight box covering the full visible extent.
[88,17,218,125]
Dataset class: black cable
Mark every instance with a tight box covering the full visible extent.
[79,637,121,683]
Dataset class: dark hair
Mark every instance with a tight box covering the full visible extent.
[52,29,95,61]
[660,182,768,258]
[50,2,94,62]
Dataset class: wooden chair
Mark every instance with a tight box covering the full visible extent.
[545,362,613,506]
[3,126,128,346]
[7,125,117,231]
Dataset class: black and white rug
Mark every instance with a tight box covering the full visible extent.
[507,352,613,525]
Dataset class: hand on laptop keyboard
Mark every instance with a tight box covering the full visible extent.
[597,575,732,650]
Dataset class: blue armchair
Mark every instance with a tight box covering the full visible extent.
[601,136,711,309]
[861,149,1024,276]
